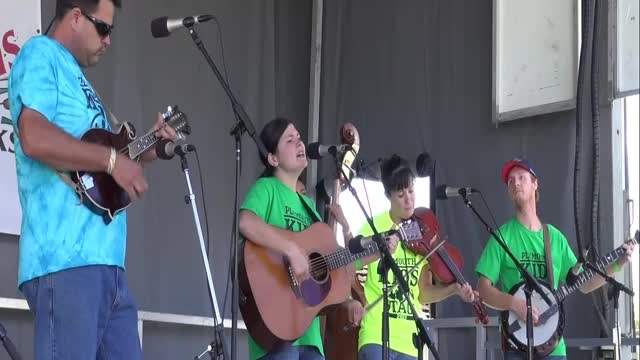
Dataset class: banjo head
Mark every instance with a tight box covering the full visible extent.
[500,280,565,356]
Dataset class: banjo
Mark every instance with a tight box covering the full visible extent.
[501,232,638,356]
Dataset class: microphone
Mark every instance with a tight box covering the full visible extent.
[150,14,214,38]
[0,322,22,360]
[307,142,352,160]
[435,184,478,199]
[156,139,196,159]
[348,230,398,253]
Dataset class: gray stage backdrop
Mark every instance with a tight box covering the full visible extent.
[318,1,615,359]
[0,1,618,359]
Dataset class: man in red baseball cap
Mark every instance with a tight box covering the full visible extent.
[475,157,635,359]
[501,157,537,184]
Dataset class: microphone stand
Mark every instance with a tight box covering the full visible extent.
[338,166,440,360]
[583,261,634,360]
[175,152,227,360]
[185,25,268,360]
[0,322,22,360]
[458,192,553,360]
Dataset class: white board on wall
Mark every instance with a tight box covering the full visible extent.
[1,0,42,235]
[615,0,639,97]
[493,0,579,123]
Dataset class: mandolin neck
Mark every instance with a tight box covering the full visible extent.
[127,129,161,159]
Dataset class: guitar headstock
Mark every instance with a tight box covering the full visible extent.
[622,230,639,247]
[398,220,423,242]
[162,105,191,136]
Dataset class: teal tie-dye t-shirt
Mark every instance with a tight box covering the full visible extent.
[9,36,127,287]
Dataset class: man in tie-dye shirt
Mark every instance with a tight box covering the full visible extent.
[8,0,176,358]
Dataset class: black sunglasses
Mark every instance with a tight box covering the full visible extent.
[80,10,114,37]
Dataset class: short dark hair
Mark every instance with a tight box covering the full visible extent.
[380,154,415,196]
[55,0,122,19]
[259,117,294,177]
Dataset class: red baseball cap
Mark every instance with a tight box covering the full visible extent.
[502,157,537,184]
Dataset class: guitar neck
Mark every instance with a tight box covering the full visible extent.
[128,130,161,159]
[327,242,380,271]
[555,238,636,302]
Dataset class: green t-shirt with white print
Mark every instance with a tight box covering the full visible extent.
[241,176,323,360]
[475,218,577,356]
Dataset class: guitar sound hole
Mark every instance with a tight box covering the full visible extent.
[308,252,328,282]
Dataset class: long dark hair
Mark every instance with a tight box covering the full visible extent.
[259,117,294,177]
[380,154,415,196]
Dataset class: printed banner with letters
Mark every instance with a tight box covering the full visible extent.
[1,0,42,235]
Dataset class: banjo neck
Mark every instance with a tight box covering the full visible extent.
[555,236,637,302]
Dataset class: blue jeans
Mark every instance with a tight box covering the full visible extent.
[260,345,324,360]
[504,351,566,360]
[20,265,142,360]
[358,344,416,360]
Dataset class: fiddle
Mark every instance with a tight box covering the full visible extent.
[402,207,489,325]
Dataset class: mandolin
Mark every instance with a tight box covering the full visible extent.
[69,106,190,224]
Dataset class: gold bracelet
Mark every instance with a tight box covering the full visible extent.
[107,147,117,175]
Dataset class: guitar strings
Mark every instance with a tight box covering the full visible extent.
[305,230,403,276]
[305,249,358,276]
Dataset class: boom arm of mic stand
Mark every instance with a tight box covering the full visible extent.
[185,25,268,158]
[185,24,267,360]
[460,193,547,360]
[583,262,634,297]
[459,194,553,307]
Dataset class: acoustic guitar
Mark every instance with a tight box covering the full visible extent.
[239,219,423,351]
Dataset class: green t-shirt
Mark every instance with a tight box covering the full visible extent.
[475,218,577,356]
[357,211,427,357]
[240,176,324,360]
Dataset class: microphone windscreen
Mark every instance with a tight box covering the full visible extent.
[347,235,365,254]
[435,184,448,200]
[156,139,174,159]
[306,142,322,160]
[150,17,170,38]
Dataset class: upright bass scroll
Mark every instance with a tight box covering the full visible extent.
[320,122,363,360]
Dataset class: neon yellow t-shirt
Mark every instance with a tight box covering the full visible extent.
[357,211,427,357]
